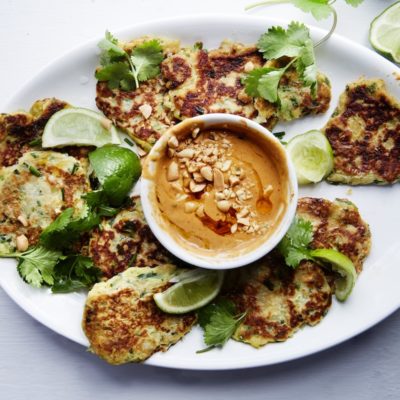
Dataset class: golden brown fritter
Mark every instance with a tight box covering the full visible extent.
[95,37,180,152]
[96,77,174,152]
[162,41,270,124]
[297,197,371,273]
[82,265,196,364]
[229,196,371,348]
[0,98,68,167]
[88,197,173,279]
[324,78,400,185]
[229,255,332,348]
[0,151,89,254]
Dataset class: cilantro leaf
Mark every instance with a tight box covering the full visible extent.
[344,0,363,6]
[292,0,332,20]
[247,1,364,21]
[40,206,100,249]
[257,68,286,103]
[83,190,120,217]
[130,40,164,87]
[296,39,317,84]
[52,255,101,293]
[257,21,310,59]
[278,217,314,268]
[98,31,126,64]
[243,67,270,97]
[197,299,247,352]
[95,62,135,90]
[244,67,285,102]
[16,246,65,288]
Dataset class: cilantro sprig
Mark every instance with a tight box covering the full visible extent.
[197,299,247,353]
[96,31,164,91]
[246,1,364,47]
[52,255,102,293]
[14,246,65,288]
[0,247,100,292]
[244,22,317,105]
[278,216,315,268]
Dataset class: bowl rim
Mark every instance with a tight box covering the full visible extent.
[140,113,298,269]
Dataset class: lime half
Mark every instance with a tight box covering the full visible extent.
[370,1,400,63]
[311,249,357,302]
[286,130,334,185]
[42,108,121,148]
[154,269,224,314]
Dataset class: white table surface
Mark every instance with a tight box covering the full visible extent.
[1,1,400,399]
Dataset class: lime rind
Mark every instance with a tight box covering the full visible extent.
[310,248,357,302]
[88,145,141,206]
[154,270,224,314]
[42,108,121,148]
[286,130,334,185]
[369,1,400,63]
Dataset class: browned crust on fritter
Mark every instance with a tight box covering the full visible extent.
[297,197,371,273]
[161,45,264,119]
[325,79,400,184]
[0,98,68,167]
[89,198,173,279]
[0,160,89,249]
[229,254,332,347]
[96,78,173,147]
[83,286,196,365]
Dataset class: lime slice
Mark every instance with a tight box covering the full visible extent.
[154,269,224,314]
[89,145,141,206]
[42,108,121,148]
[286,130,334,185]
[310,249,357,302]
[370,2,400,63]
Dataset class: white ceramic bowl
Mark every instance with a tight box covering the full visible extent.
[141,113,298,269]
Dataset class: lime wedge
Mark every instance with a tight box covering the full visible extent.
[286,130,334,185]
[369,2,400,63]
[89,145,141,206]
[42,108,121,148]
[310,249,357,302]
[154,269,224,314]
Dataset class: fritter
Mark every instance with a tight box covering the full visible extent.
[96,37,180,151]
[0,151,89,254]
[229,196,370,348]
[229,255,332,348]
[162,41,331,128]
[297,197,371,273]
[88,197,173,279]
[324,78,400,184]
[96,77,173,151]
[162,41,273,125]
[255,69,331,122]
[0,98,68,167]
[82,264,196,364]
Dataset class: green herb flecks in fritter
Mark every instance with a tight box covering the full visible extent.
[324,78,400,185]
[226,197,370,348]
[88,197,174,279]
[82,264,196,364]
[0,151,90,254]
[0,98,69,167]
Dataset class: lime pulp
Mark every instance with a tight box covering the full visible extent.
[42,108,121,148]
[286,130,334,185]
[154,269,224,314]
[369,1,400,63]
